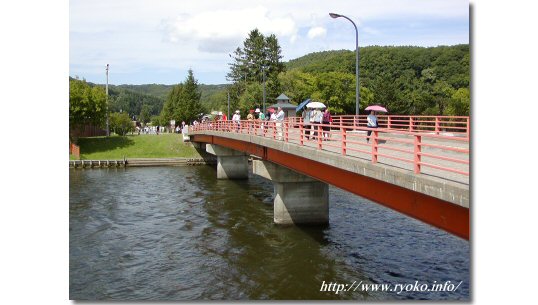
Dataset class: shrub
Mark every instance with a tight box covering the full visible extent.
[109,112,134,136]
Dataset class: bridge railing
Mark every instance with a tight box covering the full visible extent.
[190,115,470,178]
[331,115,470,138]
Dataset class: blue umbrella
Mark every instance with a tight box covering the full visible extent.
[295,99,311,112]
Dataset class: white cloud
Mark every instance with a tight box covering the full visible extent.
[163,6,298,53]
[307,26,327,39]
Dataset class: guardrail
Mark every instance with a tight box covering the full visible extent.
[191,115,470,178]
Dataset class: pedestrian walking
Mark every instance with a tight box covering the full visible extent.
[312,108,323,139]
[232,110,241,132]
[275,107,285,140]
[366,110,378,143]
[302,107,311,139]
[322,108,332,140]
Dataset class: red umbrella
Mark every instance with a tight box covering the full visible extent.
[365,105,388,112]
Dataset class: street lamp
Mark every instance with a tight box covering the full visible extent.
[329,13,360,115]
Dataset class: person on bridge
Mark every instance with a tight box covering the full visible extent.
[255,108,265,135]
[311,108,323,140]
[366,110,378,143]
[246,109,255,133]
[232,110,241,132]
[302,107,311,140]
[275,106,285,140]
[322,108,332,140]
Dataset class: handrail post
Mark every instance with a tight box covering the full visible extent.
[284,121,289,142]
[466,117,471,140]
[299,123,304,146]
[409,116,414,132]
[341,127,347,155]
[435,116,440,135]
[272,122,276,140]
[317,125,322,149]
[414,135,422,174]
[371,130,378,164]
[387,116,392,130]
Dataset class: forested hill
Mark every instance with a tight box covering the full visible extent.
[69,77,229,119]
[286,49,355,73]
[114,84,173,100]
[113,83,229,113]
[285,45,469,88]
[282,44,469,115]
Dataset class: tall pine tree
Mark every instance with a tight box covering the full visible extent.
[160,69,204,124]
[227,29,285,111]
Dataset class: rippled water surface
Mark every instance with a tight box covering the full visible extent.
[69,165,469,300]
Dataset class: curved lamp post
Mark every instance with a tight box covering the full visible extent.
[329,13,360,115]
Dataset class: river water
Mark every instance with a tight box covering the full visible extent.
[69,165,469,301]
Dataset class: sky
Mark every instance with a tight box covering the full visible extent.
[70,0,469,85]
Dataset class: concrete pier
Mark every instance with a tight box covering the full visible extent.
[205,144,249,179]
[252,160,329,225]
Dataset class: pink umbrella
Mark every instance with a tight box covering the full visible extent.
[365,105,388,112]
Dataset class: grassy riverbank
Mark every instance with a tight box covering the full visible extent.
[70,133,202,160]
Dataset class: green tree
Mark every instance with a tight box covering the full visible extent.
[139,104,151,126]
[227,29,286,106]
[447,88,470,116]
[311,72,356,114]
[109,112,133,136]
[278,70,316,104]
[238,82,263,113]
[160,69,204,123]
[69,78,107,129]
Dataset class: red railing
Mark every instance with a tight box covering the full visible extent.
[190,115,470,179]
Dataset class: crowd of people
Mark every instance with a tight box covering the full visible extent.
[132,120,189,136]
[135,125,167,135]
[126,107,378,142]
[301,107,333,140]
[193,106,338,141]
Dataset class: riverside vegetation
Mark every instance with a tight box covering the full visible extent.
[70,133,202,160]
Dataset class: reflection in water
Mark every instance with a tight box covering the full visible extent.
[70,166,469,300]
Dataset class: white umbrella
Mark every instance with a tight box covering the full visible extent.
[306,101,326,109]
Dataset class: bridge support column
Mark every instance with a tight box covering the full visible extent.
[252,160,328,225]
[205,144,248,179]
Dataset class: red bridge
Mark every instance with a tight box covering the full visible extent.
[189,115,469,240]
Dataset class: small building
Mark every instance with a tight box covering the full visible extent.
[269,93,297,118]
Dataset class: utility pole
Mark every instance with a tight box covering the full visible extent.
[262,66,266,114]
[105,64,110,136]
[227,91,230,118]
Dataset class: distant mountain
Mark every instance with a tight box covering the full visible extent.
[113,83,230,106]
[114,84,174,100]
